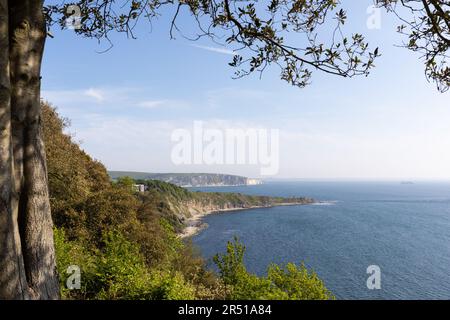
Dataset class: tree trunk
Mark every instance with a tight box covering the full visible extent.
[0,0,59,299]
[0,0,30,300]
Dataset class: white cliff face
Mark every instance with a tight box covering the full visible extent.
[109,171,264,187]
[246,178,262,185]
[163,174,262,187]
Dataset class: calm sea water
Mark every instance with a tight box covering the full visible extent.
[190,181,450,300]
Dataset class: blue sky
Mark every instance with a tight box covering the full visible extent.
[41,0,450,179]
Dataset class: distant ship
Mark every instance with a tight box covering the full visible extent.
[400,181,414,185]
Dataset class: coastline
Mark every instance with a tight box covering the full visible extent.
[178,202,313,239]
[181,183,262,188]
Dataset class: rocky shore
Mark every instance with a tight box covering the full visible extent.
[179,201,314,238]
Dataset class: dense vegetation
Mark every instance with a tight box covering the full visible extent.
[43,101,331,300]
[214,238,334,300]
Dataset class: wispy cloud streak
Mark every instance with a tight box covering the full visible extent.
[190,44,236,56]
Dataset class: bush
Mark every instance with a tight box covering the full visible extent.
[55,228,198,300]
[267,263,334,300]
[213,238,334,300]
[95,230,199,300]
[148,270,196,300]
[53,228,97,299]
[95,231,151,299]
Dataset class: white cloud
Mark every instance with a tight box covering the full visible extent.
[204,87,273,110]
[137,100,167,109]
[136,99,191,110]
[190,44,236,56]
[84,88,105,102]
[43,86,191,114]
[73,117,182,171]
[42,87,113,105]
[66,116,279,175]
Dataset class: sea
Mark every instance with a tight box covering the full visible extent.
[189,180,450,300]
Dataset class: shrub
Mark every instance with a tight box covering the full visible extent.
[214,238,334,300]
[95,231,153,299]
[53,228,97,299]
[148,270,196,300]
[267,263,334,300]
